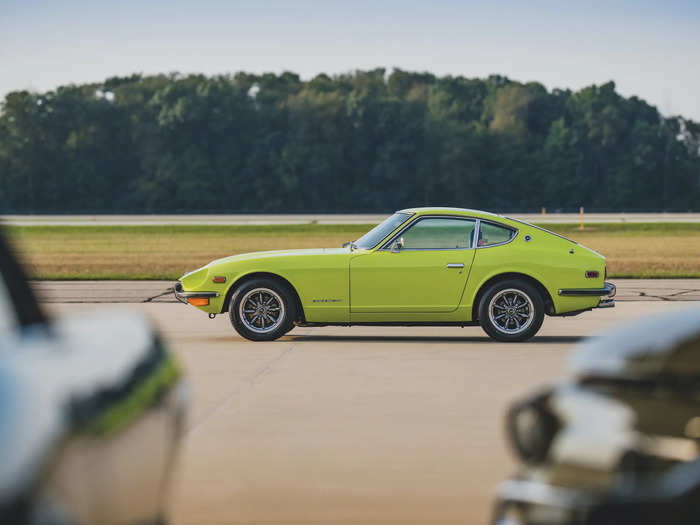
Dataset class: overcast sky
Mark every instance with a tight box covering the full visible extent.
[2,0,699,120]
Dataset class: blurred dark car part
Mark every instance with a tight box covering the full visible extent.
[0,231,187,525]
[493,307,700,525]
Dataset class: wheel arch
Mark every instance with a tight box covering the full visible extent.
[471,272,554,321]
[221,271,306,322]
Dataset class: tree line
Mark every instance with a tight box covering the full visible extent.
[1,69,698,213]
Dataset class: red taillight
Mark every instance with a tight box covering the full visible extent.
[585,271,599,279]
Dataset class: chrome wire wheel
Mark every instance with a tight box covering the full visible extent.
[238,288,285,334]
[488,288,535,335]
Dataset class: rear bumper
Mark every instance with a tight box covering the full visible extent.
[558,282,616,309]
[558,282,616,297]
[173,282,219,305]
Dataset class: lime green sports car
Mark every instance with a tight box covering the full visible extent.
[174,208,615,342]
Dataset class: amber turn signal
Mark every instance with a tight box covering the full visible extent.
[187,297,210,306]
[585,271,599,279]
[212,276,227,283]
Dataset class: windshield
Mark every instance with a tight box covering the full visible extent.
[354,213,412,249]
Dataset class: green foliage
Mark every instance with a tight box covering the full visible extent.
[1,71,698,212]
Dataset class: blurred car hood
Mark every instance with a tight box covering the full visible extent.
[569,307,700,380]
[0,312,179,505]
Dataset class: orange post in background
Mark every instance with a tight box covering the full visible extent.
[579,206,584,230]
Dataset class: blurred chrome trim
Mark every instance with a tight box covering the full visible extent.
[497,478,593,509]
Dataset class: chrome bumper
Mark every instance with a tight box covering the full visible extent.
[173,282,219,304]
[558,282,616,297]
[492,478,594,525]
[598,297,615,308]
[493,464,700,525]
[558,282,616,309]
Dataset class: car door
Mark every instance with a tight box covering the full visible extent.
[350,216,476,313]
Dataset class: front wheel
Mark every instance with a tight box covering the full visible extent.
[229,279,296,341]
[478,280,544,342]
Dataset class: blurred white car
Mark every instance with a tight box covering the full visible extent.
[0,231,187,525]
[493,308,700,525]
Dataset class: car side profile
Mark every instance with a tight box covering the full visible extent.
[175,207,615,342]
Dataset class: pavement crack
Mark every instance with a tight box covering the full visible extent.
[670,289,700,296]
[639,292,671,301]
[185,327,314,437]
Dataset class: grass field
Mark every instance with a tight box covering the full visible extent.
[6,223,700,280]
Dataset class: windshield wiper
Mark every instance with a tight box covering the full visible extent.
[341,241,358,251]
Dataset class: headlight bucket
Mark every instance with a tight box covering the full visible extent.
[507,389,559,464]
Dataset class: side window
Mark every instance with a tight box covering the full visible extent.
[478,222,516,247]
[398,218,476,249]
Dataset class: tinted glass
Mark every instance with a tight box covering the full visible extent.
[399,218,476,249]
[478,222,515,246]
[355,213,412,249]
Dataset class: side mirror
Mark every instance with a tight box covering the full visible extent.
[390,237,405,253]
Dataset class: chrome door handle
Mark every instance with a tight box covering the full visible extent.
[446,263,464,269]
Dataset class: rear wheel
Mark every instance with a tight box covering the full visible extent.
[229,279,296,341]
[478,280,544,342]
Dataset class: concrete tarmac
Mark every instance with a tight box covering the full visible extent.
[43,288,700,525]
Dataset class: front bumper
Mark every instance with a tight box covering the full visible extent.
[493,463,700,525]
[492,478,595,525]
[173,282,219,305]
[559,282,616,309]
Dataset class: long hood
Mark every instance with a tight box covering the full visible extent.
[178,247,352,289]
[206,247,349,267]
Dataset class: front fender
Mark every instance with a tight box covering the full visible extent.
[183,252,351,322]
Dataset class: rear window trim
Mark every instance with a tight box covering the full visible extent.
[476,219,518,249]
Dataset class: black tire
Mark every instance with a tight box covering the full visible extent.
[477,279,544,342]
[229,278,297,341]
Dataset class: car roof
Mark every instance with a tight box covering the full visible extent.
[396,207,507,221]
[394,207,583,247]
